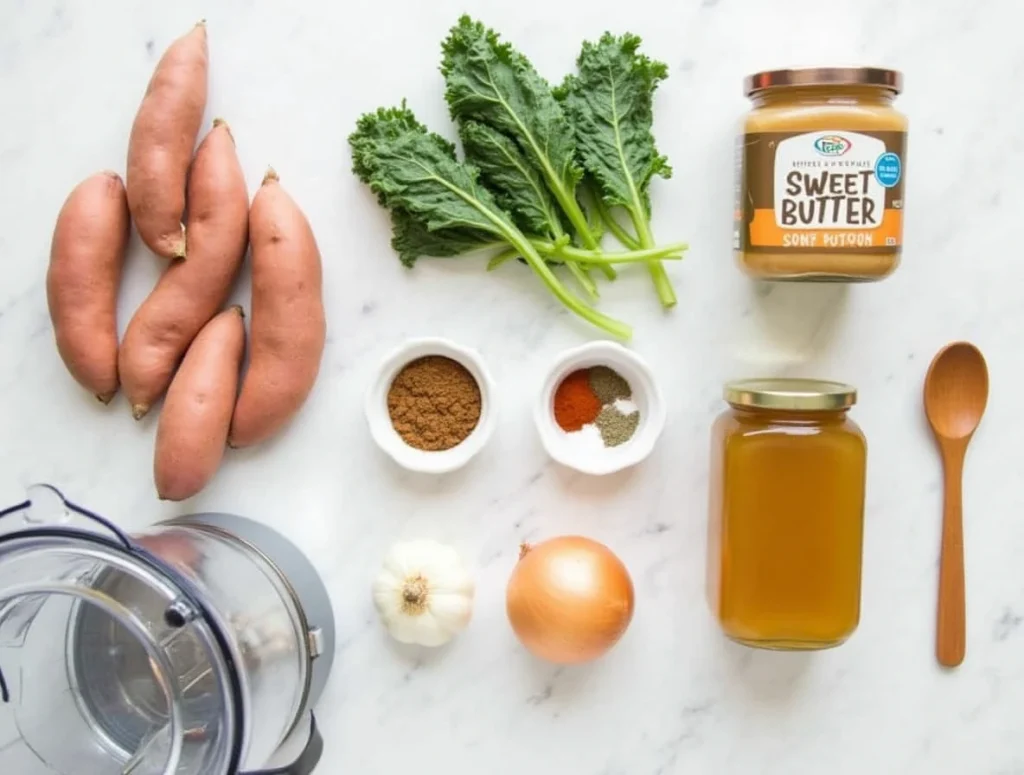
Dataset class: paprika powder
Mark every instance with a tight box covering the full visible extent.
[553,369,602,432]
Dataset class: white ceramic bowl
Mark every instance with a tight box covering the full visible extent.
[534,341,666,476]
[365,338,497,474]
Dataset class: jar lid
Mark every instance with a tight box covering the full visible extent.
[744,67,903,97]
[724,378,857,411]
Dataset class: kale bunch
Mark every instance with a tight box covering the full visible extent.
[349,16,687,339]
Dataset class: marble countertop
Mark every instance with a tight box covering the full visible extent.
[2,0,1023,772]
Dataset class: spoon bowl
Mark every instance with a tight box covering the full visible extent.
[923,341,989,669]
[924,342,989,440]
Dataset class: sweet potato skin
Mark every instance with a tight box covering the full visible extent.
[126,22,208,259]
[120,119,248,420]
[154,306,245,501]
[47,170,130,403]
[229,170,325,447]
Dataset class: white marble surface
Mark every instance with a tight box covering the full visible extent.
[2,0,1023,772]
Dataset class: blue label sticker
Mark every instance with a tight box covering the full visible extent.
[875,152,902,188]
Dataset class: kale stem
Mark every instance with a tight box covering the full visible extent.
[628,207,677,308]
[594,197,641,251]
[487,248,519,270]
[628,206,654,252]
[532,240,688,264]
[565,261,600,301]
[488,245,598,301]
[504,231,631,339]
[595,256,617,281]
[547,195,603,291]
[577,188,617,281]
[551,190,600,250]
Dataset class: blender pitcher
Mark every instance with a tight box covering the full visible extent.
[0,485,335,775]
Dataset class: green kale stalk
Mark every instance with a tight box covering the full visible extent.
[559,32,678,307]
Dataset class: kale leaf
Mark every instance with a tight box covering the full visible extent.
[441,16,602,252]
[559,32,677,306]
[350,105,502,237]
[458,120,563,240]
[389,209,497,268]
[459,119,603,297]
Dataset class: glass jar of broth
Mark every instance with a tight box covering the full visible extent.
[706,379,867,650]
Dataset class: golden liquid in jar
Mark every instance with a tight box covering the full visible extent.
[707,406,867,649]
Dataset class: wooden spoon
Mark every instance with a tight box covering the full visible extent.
[924,341,989,668]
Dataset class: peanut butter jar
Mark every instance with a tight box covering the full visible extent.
[735,67,907,282]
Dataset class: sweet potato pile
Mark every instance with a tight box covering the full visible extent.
[46,22,326,501]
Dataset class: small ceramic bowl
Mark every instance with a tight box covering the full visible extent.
[365,337,497,474]
[534,341,666,476]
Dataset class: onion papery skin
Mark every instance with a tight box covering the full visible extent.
[506,536,635,664]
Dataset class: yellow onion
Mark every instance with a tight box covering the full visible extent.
[506,536,635,664]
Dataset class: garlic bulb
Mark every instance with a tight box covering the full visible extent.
[372,539,475,647]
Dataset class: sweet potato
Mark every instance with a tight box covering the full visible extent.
[154,306,245,501]
[229,169,325,447]
[120,119,248,420]
[47,171,130,403]
[126,21,208,259]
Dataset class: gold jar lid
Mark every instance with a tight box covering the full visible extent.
[724,378,857,411]
[744,67,903,97]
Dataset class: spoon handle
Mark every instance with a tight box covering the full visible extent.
[937,442,967,668]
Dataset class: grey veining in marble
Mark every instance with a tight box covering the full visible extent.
[1,0,1024,773]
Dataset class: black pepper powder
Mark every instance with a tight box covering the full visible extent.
[588,366,632,404]
[594,405,640,447]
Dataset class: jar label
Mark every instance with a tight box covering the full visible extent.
[736,130,907,254]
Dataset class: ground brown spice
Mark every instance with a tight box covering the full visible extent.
[386,356,482,451]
